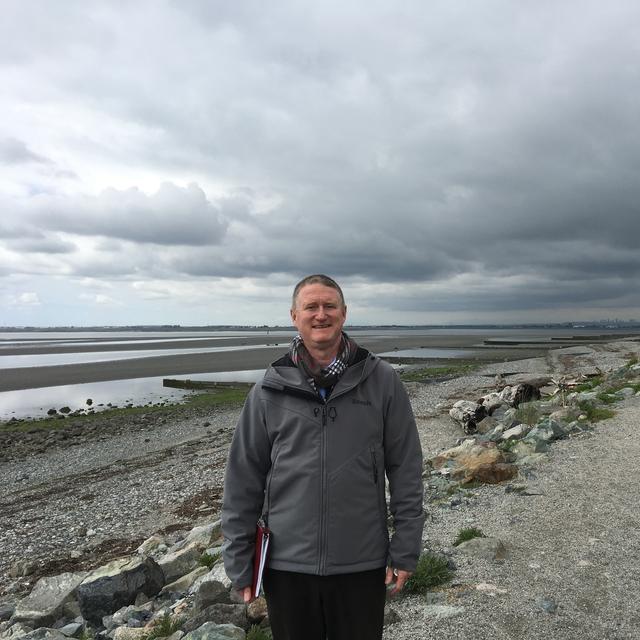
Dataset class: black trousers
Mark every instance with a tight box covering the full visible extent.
[262,567,387,640]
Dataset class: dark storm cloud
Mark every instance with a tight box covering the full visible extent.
[0,138,53,165]
[30,183,229,246]
[3,0,640,320]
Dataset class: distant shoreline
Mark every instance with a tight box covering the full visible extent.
[2,322,640,332]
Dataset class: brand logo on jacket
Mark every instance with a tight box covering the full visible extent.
[351,399,372,406]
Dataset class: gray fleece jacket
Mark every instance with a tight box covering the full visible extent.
[221,347,424,589]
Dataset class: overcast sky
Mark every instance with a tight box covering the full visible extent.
[2,1,640,327]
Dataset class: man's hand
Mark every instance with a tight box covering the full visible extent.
[385,567,412,596]
[237,586,254,603]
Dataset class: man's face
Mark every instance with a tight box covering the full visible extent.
[290,283,347,351]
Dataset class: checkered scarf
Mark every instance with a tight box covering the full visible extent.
[290,332,358,393]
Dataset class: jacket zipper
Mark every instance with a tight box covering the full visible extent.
[263,444,282,526]
[318,402,328,574]
[371,446,379,484]
[370,445,388,534]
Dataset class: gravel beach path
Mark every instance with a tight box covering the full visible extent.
[1,341,639,639]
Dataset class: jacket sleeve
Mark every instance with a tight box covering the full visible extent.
[383,369,424,572]
[221,384,273,589]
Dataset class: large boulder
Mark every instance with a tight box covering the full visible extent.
[12,572,88,628]
[76,557,164,625]
[432,441,517,485]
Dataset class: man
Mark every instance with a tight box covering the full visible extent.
[222,274,424,640]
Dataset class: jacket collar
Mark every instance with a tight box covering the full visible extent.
[263,347,378,398]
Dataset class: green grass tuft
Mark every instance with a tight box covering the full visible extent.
[246,625,272,640]
[404,552,453,594]
[572,375,604,393]
[143,613,183,640]
[577,401,615,423]
[596,392,617,405]
[514,403,540,425]
[453,526,485,546]
[199,551,221,569]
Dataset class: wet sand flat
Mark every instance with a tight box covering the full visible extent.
[0,332,549,392]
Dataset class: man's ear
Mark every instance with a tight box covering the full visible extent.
[290,307,298,326]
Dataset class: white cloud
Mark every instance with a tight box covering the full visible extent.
[7,291,41,306]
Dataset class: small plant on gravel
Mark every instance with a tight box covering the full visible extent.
[199,550,220,568]
[515,403,540,426]
[246,625,273,640]
[596,392,618,405]
[399,362,478,383]
[403,552,452,594]
[453,526,485,546]
[577,401,615,423]
[572,375,604,394]
[144,613,183,640]
[79,629,95,640]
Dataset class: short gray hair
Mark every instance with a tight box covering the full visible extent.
[291,274,345,310]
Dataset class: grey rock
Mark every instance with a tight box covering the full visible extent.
[77,557,164,625]
[136,535,165,557]
[105,603,153,630]
[536,597,558,613]
[182,605,248,634]
[535,417,566,438]
[383,604,399,626]
[183,623,245,640]
[20,630,68,640]
[57,624,82,638]
[193,578,230,611]
[9,562,37,579]
[0,622,33,640]
[500,408,518,428]
[161,567,209,596]
[475,416,498,434]
[422,605,465,620]
[184,522,222,549]
[616,387,635,398]
[0,604,15,622]
[112,628,147,640]
[158,543,203,584]
[13,572,88,628]
[524,426,555,445]
[245,599,267,625]
[206,565,231,591]
[455,537,507,561]
[502,424,530,441]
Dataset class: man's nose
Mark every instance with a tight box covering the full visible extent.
[316,306,328,318]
